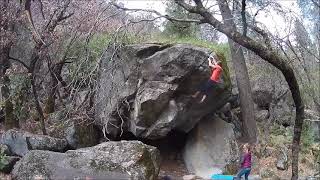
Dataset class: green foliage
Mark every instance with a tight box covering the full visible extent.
[162,1,199,38]
[269,123,293,147]
[0,148,8,170]
[300,121,315,152]
[66,33,111,89]
[269,121,315,153]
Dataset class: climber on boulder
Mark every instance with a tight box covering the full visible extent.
[192,52,223,103]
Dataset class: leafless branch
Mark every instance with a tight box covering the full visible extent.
[9,56,30,71]
[248,24,273,50]
[112,2,204,24]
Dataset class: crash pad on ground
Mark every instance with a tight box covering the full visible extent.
[211,174,234,180]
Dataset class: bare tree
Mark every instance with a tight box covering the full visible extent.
[6,0,74,134]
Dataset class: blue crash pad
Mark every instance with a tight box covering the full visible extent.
[211,174,234,180]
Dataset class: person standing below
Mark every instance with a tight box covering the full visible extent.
[192,53,223,103]
[234,143,252,180]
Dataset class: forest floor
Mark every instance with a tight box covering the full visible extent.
[158,155,189,180]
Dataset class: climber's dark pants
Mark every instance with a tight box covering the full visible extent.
[199,79,218,96]
[234,168,251,180]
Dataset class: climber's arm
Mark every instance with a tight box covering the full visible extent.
[208,58,215,68]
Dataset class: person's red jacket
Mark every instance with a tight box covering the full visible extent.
[210,64,222,82]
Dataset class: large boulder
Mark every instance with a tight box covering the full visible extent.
[0,130,67,156]
[12,140,160,180]
[183,117,239,179]
[95,43,230,139]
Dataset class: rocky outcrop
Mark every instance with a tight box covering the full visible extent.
[12,140,160,180]
[95,43,230,139]
[183,117,239,179]
[0,129,67,156]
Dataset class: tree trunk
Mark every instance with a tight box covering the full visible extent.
[44,73,58,114]
[30,75,47,135]
[29,49,47,135]
[44,63,65,114]
[218,0,257,143]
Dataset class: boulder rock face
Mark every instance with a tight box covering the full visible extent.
[12,140,160,180]
[0,130,67,156]
[95,43,230,139]
[183,117,239,179]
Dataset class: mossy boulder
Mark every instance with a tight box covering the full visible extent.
[12,140,160,180]
[95,43,231,139]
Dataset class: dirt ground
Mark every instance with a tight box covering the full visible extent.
[158,153,189,180]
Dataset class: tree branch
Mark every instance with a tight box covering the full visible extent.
[174,0,200,13]
[112,2,204,24]
[248,24,273,50]
[241,0,247,36]
[8,56,30,71]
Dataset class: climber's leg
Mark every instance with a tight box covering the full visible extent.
[191,91,200,98]
[198,80,216,103]
[199,94,207,103]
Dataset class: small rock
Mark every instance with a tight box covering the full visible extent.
[276,148,288,170]
[0,156,20,173]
